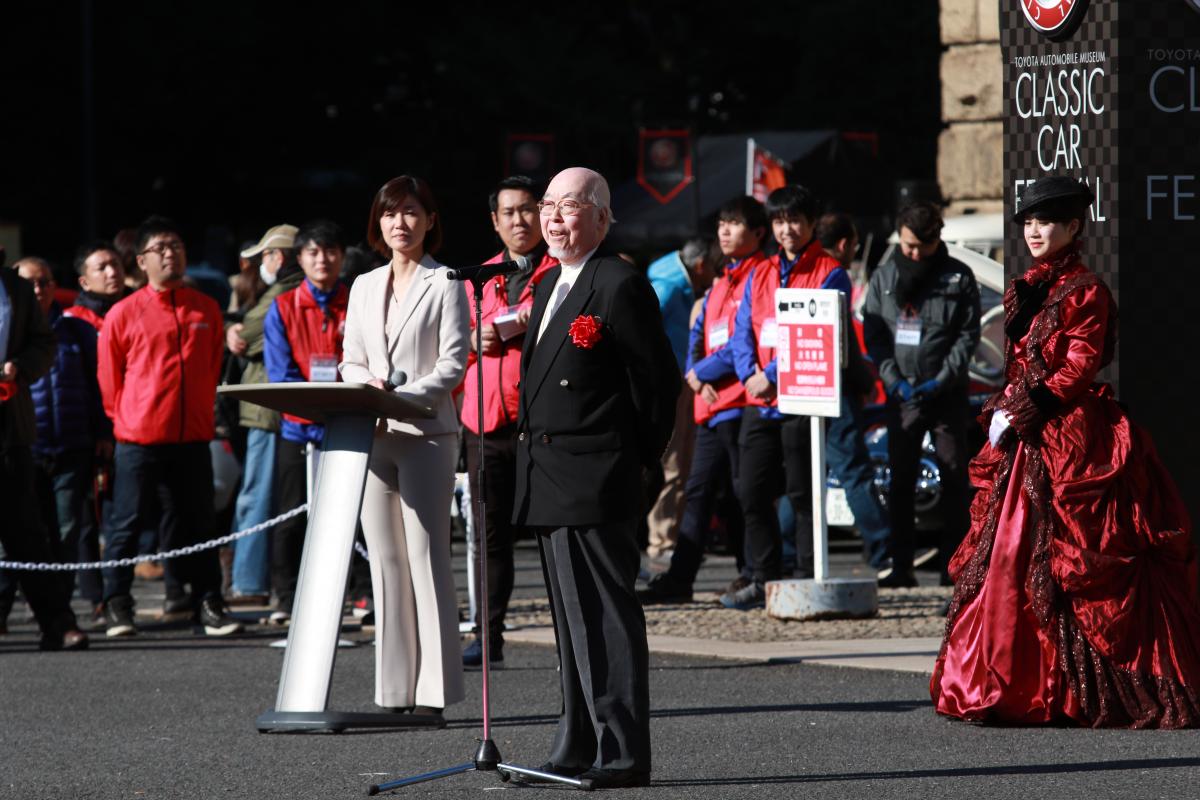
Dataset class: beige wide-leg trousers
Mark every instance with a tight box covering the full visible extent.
[359,430,464,709]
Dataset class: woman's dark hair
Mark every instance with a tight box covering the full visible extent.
[1023,197,1089,232]
[764,185,820,223]
[895,202,943,244]
[815,213,857,249]
[73,239,119,276]
[717,195,767,231]
[367,175,442,257]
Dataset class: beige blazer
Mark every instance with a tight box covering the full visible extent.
[339,256,469,436]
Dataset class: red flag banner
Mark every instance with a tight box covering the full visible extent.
[637,129,694,205]
[746,138,787,202]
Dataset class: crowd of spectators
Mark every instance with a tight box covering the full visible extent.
[0,175,979,652]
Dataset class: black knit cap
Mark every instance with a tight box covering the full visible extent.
[1012,175,1094,223]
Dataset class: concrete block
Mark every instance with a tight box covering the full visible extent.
[765,578,878,621]
[942,43,1002,121]
[940,0,978,45]
[978,0,1000,41]
[945,199,1005,217]
[938,122,1003,202]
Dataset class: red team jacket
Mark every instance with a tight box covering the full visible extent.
[97,285,223,444]
[460,250,557,435]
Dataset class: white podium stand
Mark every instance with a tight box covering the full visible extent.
[218,382,438,733]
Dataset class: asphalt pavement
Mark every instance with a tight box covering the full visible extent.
[2,538,1199,798]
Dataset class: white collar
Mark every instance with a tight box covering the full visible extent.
[557,247,599,273]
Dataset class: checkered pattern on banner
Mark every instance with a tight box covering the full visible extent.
[1002,0,1200,519]
[1116,2,1200,484]
[1002,0,1120,376]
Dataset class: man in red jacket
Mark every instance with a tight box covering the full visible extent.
[460,176,557,666]
[97,216,242,638]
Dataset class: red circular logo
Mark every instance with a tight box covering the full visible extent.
[1020,0,1089,40]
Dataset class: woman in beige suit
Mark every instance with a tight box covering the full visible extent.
[340,175,469,717]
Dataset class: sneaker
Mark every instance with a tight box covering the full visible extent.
[161,594,192,623]
[913,547,939,569]
[878,569,919,588]
[637,573,693,605]
[719,580,766,610]
[462,637,504,668]
[198,595,244,636]
[721,574,752,597]
[350,596,372,619]
[268,609,291,626]
[104,595,138,637]
[876,559,894,580]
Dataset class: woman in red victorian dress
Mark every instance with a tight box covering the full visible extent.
[930,175,1200,728]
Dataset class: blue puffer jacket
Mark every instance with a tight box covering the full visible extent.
[31,303,110,457]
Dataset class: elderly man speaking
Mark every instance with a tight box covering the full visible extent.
[512,167,679,788]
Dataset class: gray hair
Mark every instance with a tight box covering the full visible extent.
[680,237,709,266]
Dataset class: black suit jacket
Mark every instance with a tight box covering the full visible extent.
[0,269,55,447]
[512,254,680,527]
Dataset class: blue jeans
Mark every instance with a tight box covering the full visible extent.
[826,395,891,569]
[230,427,275,595]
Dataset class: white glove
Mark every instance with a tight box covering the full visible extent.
[988,410,1011,448]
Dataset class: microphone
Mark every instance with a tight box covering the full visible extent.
[385,369,407,391]
[446,255,534,282]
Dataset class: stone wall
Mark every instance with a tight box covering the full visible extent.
[938,0,1003,216]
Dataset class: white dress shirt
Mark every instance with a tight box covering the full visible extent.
[536,248,597,343]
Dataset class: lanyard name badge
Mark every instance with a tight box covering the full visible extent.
[895,309,922,347]
[708,320,730,348]
[759,317,778,348]
[310,354,339,382]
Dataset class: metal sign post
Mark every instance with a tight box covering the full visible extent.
[772,288,877,620]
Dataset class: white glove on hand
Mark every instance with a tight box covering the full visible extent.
[988,410,1012,448]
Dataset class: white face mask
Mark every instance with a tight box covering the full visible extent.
[259,261,278,286]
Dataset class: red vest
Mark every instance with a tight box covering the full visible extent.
[274,280,349,425]
[693,252,764,425]
[746,240,843,407]
[460,251,557,434]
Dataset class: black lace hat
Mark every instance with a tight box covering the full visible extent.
[1012,176,1094,222]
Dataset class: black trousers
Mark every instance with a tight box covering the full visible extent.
[103,441,222,605]
[666,417,744,585]
[0,445,77,636]
[464,425,518,640]
[272,436,309,612]
[536,520,651,773]
[885,393,971,578]
[738,406,816,582]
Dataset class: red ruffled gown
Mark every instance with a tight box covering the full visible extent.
[930,248,1200,728]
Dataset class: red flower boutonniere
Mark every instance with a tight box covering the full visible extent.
[568,314,603,349]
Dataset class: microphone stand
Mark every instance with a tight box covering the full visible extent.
[368,270,591,794]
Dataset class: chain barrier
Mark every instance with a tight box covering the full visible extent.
[0,504,309,572]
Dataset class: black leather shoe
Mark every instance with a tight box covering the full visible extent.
[637,573,693,604]
[39,629,90,651]
[877,569,919,588]
[513,761,588,783]
[578,767,651,789]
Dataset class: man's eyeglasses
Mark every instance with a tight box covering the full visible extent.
[28,278,53,288]
[536,199,595,217]
[141,240,185,256]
